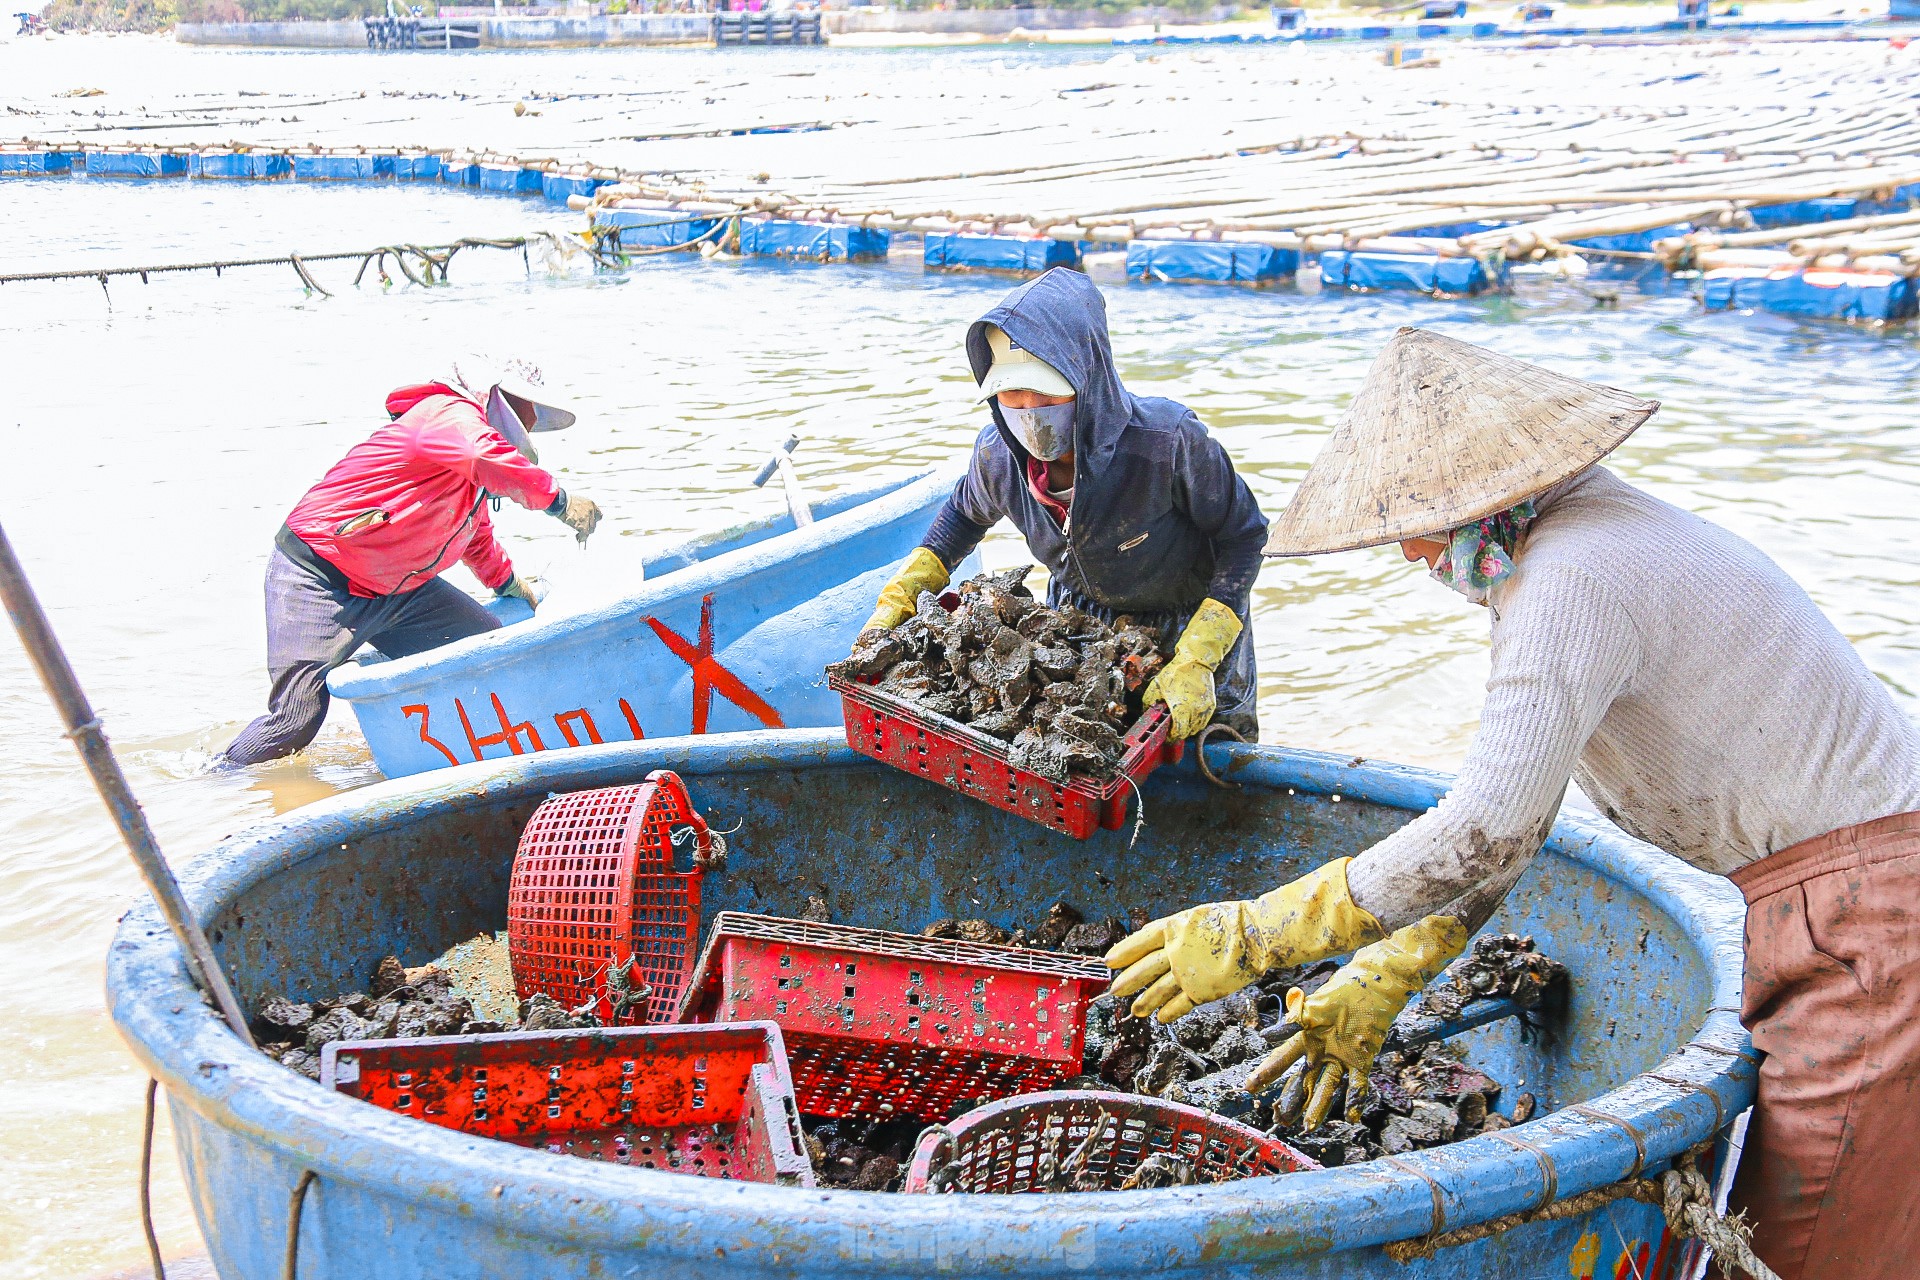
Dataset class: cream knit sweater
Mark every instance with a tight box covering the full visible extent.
[1345,466,1920,931]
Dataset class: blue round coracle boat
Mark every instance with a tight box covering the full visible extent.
[106,730,1755,1280]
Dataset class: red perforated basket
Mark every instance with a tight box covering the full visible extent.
[675,911,1113,1122]
[319,1022,815,1186]
[507,771,707,1025]
[902,1090,1320,1193]
[828,672,1182,839]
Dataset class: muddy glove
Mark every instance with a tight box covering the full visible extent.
[495,574,541,612]
[548,488,603,544]
[1143,598,1242,741]
[1246,915,1469,1128]
[1105,858,1385,1023]
[861,547,950,635]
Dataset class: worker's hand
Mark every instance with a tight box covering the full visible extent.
[1105,859,1385,1023]
[862,547,950,634]
[495,574,542,611]
[1144,598,1242,740]
[1245,915,1469,1128]
[554,492,602,544]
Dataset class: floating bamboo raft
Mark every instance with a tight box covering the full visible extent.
[8,39,1920,318]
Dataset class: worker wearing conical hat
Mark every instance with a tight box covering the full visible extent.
[1104,327,1920,1280]
[860,268,1270,740]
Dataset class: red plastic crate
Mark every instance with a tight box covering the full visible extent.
[507,771,710,1025]
[902,1090,1320,1193]
[675,912,1113,1122]
[828,672,1182,839]
[319,1022,815,1186]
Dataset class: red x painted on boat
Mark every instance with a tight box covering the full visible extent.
[646,594,785,735]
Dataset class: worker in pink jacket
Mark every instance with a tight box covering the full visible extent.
[222,356,602,766]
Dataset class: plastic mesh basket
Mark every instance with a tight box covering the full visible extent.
[829,672,1181,839]
[320,1022,815,1186]
[902,1090,1320,1194]
[675,912,1113,1122]
[507,771,708,1025]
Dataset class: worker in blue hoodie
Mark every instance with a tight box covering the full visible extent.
[862,268,1270,739]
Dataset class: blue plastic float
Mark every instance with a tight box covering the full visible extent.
[85,150,190,178]
[1126,239,1298,283]
[1702,266,1918,322]
[294,154,380,182]
[1319,248,1501,295]
[923,232,1081,273]
[189,151,293,180]
[593,205,725,249]
[540,171,607,203]
[106,731,1753,1280]
[326,469,975,778]
[738,218,891,262]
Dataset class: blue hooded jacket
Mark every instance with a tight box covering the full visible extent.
[921,268,1269,731]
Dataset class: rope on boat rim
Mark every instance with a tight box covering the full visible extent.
[1382,1142,1782,1279]
[284,1169,319,1280]
[1195,722,1247,790]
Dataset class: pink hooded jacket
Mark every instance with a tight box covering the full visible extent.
[284,382,560,597]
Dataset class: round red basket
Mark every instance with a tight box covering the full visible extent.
[507,770,709,1025]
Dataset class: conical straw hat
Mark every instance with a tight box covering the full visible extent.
[1264,328,1659,557]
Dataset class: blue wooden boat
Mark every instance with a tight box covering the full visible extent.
[107,732,1753,1280]
[326,469,977,778]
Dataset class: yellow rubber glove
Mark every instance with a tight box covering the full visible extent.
[1105,858,1385,1023]
[1245,914,1470,1128]
[1142,598,1243,740]
[861,547,950,634]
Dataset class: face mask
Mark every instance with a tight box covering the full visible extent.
[487,386,539,464]
[1000,399,1076,461]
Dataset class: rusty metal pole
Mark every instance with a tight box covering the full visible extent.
[0,519,254,1046]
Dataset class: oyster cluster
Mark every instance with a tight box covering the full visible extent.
[1417,932,1570,1021]
[832,566,1168,782]
[255,954,599,1079]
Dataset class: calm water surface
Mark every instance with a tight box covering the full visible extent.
[3,40,1919,1280]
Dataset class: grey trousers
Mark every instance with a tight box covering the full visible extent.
[223,548,500,766]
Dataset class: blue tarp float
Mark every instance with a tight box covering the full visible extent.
[737,219,890,262]
[923,232,1081,274]
[327,470,974,778]
[1319,248,1501,295]
[385,153,442,181]
[107,731,1753,1279]
[439,160,481,187]
[1701,266,1918,322]
[1126,239,1298,283]
[189,151,293,180]
[478,163,544,195]
[593,206,724,249]
[0,149,73,175]
[1569,222,1691,254]
[84,150,189,178]
[294,154,380,182]
[540,171,607,203]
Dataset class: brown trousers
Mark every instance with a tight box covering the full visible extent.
[1727,811,1920,1280]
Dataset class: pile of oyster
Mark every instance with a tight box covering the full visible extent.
[831,566,1168,782]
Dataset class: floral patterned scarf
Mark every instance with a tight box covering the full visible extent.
[1430,499,1538,604]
